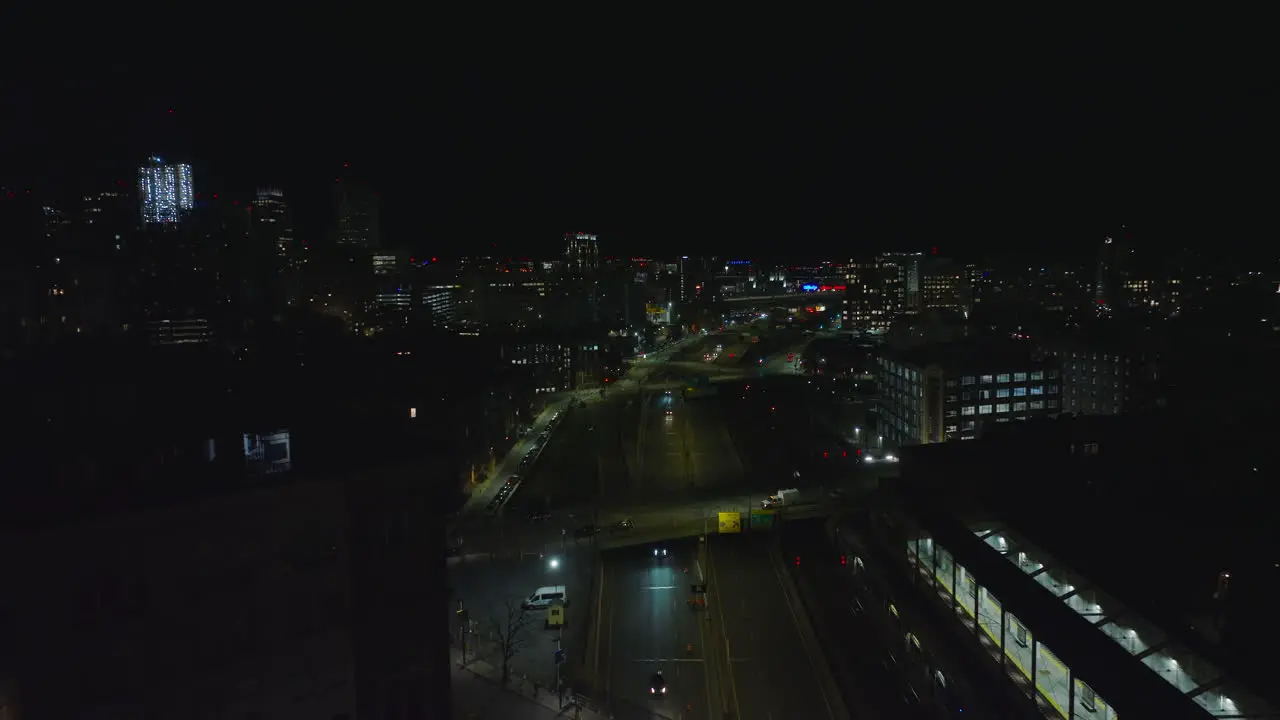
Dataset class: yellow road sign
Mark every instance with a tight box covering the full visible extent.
[718,512,742,533]
[547,604,565,626]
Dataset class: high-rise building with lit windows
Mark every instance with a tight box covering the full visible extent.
[564,232,599,273]
[252,188,295,260]
[137,156,193,224]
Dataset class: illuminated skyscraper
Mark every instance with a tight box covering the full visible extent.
[564,232,599,273]
[137,156,194,224]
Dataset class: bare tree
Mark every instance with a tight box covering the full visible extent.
[489,598,534,686]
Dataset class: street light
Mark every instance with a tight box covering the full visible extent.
[548,557,560,570]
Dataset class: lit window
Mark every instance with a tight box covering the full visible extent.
[1013,387,1027,397]
[996,388,1010,398]
[961,376,975,386]
[1030,370,1044,381]
[996,373,1010,383]
[1012,401,1027,411]
[978,404,993,415]
[980,374,993,384]
[961,406,975,416]
[1030,400,1045,410]
[996,403,1010,413]
[1030,386,1044,395]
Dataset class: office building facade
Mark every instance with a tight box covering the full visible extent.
[564,232,599,273]
[138,156,194,224]
[877,339,1061,446]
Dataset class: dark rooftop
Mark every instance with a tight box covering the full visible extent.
[883,335,1051,374]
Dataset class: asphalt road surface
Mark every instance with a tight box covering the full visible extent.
[708,532,843,720]
[598,538,710,720]
[626,389,745,502]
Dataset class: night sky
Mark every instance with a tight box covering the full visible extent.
[3,26,1270,259]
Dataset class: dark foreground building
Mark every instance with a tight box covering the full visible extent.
[836,412,1280,719]
[0,460,450,719]
[0,341,457,718]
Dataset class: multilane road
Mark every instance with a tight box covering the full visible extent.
[449,329,856,717]
[593,532,846,720]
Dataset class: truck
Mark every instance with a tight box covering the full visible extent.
[760,487,800,509]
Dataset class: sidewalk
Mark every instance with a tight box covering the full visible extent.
[462,397,574,513]
[451,647,610,719]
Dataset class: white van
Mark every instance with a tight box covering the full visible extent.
[522,585,568,610]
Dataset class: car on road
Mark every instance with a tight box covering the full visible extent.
[649,670,667,695]
[652,546,668,558]
[573,525,599,538]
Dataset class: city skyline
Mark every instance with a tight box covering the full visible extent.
[3,30,1271,258]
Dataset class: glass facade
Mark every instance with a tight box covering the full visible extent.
[138,156,194,224]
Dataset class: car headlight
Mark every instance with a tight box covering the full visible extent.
[653,548,659,556]
[661,687,667,694]
[650,687,656,694]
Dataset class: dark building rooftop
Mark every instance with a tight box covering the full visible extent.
[883,335,1052,375]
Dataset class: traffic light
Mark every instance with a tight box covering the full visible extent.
[840,555,847,566]
[795,556,801,566]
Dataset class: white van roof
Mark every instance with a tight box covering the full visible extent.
[534,585,566,595]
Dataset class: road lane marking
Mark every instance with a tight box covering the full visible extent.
[629,658,705,662]
[696,560,704,582]
[708,541,742,720]
[770,545,837,720]
[594,560,606,683]
[642,585,676,590]
[605,575,615,701]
